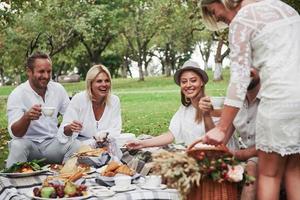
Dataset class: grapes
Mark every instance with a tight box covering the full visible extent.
[49,192,57,198]
[33,183,88,198]
[33,187,41,197]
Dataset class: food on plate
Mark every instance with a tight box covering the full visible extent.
[60,157,78,174]
[106,161,120,172]
[0,159,45,173]
[41,187,55,198]
[115,165,135,176]
[75,145,107,157]
[58,157,92,176]
[78,163,91,173]
[64,181,77,196]
[102,161,135,177]
[33,181,88,198]
[49,164,63,172]
[68,171,84,182]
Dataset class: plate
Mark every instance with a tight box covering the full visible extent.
[111,184,137,192]
[0,169,49,178]
[141,184,167,190]
[89,186,115,197]
[24,190,90,200]
[96,173,141,187]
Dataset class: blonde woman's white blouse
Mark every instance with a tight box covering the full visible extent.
[58,91,122,144]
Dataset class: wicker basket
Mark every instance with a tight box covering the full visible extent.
[187,178,238,200]
[186,139,238,200]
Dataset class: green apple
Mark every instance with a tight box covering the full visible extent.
[41,186,55,198]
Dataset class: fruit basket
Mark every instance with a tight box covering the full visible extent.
[186,139,238,200]
[151,140,253,200]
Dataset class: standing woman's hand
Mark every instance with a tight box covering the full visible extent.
[202,126,226,145]
[199,96,213,114]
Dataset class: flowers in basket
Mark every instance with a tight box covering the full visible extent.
[151,145,255,199]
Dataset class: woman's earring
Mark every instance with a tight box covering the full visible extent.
[185,96,191,103]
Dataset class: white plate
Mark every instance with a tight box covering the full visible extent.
[90,189,115,197]
[96,173,140,182]
[141,184,167,190]
[24,190,90,200]
[0,169,49,178]
[111,184,137,192]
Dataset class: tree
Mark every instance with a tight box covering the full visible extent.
[212,30,229,81]
[74,0,125,66]
[197,30,213,70]
[121,0,168,81]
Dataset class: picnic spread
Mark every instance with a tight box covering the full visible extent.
[0,145,180,200]
[0,135,254,200]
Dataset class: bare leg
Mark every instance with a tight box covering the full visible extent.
[241,160,258,200]
[257,150,286,200]
[284,154,300,200]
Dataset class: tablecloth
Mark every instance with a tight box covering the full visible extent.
[0,172,180,200]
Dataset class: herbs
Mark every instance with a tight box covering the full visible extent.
[152,150,201,198]
[152,149,255,199]
[1,159,45,173]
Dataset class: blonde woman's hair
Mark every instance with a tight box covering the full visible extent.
[201,0,242,31]
[85,64,112,103]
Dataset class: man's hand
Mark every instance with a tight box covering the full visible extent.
[11,104,42,137]
[24,104,42,121]
[202,126,226,145]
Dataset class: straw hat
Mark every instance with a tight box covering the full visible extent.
[174,60,209,85]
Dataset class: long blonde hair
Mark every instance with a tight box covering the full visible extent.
[201,0,242,30]
[85,64,112,103]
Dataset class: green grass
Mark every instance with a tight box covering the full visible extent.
[0,69,230,168]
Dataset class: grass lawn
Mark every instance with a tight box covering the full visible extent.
[0,69,230,168]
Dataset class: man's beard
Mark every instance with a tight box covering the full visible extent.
[247,78,260,91]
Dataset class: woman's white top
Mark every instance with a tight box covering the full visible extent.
[227,0,300,155]
[169,105,219,146]
[58,91,122,145]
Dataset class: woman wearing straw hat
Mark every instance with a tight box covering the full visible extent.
[126,60,221,149]
[198,0,300,199]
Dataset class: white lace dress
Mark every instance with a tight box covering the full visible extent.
[226,0,300,156]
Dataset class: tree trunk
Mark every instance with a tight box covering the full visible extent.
[204,61,208,70]
[127,65,133,78]
[14,74,21,85]
[214,62,223,81]
[55,62,65,82]
[214,39,224,81]
[137,59,144,81]
[161,60,166,75]
[0,67,4,86]
[165,60,171,77]
[121,56,130,78]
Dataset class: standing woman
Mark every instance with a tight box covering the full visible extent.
[199,0,300,199]
[58,64,121,146]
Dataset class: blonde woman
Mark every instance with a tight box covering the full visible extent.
[199,0,300,199]
[58,64,121,146]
